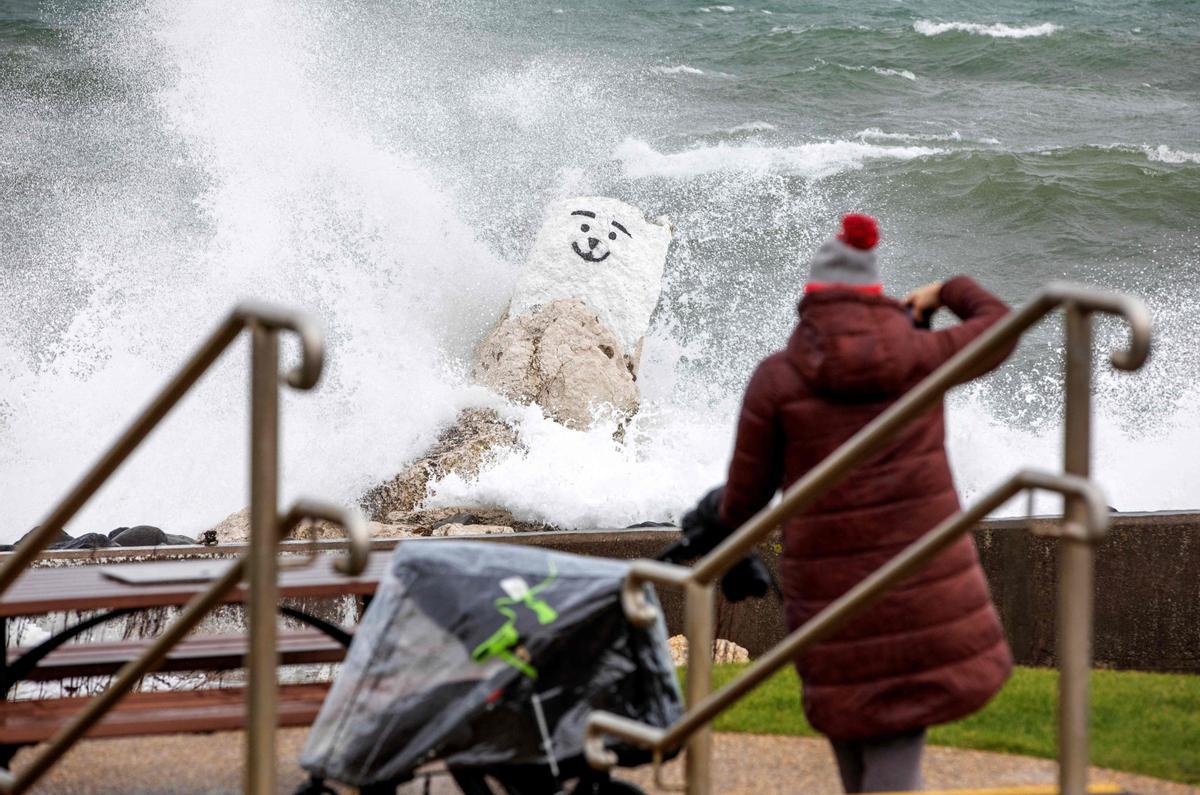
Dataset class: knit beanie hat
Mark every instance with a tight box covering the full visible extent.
[805,214,881,294]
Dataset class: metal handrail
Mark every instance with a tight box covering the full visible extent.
[587,468,1105,755]
[0,302,323,593]
[0,303,358,795]
[585,282,1151,795]
[0,503,367,795]
[692,283,1148,587]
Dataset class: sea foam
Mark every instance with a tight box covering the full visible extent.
[914,21,1061,39]
[1142,145,1200,165]
[813,60,917,81]
[614,137,944,180]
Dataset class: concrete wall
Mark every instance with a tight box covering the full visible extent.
[511,513,1200,674]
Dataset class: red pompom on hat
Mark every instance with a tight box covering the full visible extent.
[838,213,879,250]
[805,212,882,295]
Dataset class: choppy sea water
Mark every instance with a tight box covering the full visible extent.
[1,0,1197,540]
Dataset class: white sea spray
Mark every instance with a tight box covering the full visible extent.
[914,20,1061,39]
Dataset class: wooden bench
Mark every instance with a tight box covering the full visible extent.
[7,629,346,682]
[0,551,390,759]
[0,683,331,745]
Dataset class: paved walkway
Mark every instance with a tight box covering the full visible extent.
[12,729,1197,794]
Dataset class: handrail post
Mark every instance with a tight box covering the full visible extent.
[247,323,281,795]
[684,581,716,795]
[1059,305,1095,795]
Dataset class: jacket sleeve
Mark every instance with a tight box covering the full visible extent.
[718,359,786,529]
[911,275,1014,381]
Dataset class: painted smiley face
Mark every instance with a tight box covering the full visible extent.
[569,209,632,263]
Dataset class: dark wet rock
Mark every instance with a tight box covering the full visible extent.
[109,526,195,547]
[431,512,481,530]
[61,533,114,550]
[112,525,168,547]
[384,506,551,535]
[0,544,13,553]
[16,526,72,549]
[625,521,674,529]
[199,530,219,546]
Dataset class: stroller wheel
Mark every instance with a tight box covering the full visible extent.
[568,778,646,795]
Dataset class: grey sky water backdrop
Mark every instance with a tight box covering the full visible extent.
[1,0,1197,539]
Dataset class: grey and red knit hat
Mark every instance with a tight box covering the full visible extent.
[805,213,881,295]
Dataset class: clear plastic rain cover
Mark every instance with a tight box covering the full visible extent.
[301,541,683,787]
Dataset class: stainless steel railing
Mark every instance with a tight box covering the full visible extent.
[0,303,368,795]
[586,283,1152,795]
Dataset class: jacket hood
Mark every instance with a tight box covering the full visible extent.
[786,290,920,399]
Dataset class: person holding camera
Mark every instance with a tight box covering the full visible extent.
[704,214,1015,793]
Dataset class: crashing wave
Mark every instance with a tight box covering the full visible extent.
[855,128,1002,145]
[614,137,945,180]
[1142,145,1200,165]
[914,20,1061,39]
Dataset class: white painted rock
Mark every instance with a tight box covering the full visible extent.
[509,197,672,353]
[473,298,639,429]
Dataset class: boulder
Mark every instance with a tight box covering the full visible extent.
[61,532,114,550]
[668,635,751,666]
[388,506,513,526]
[430,523,515,537]
[210,507,419,544]
[473,299,640,430]
[111,525,168,547]
[366,522,420,540]
[430,512,483,529]
[16,526,72,549]
[360,408,521,521]
[211,508,251,545]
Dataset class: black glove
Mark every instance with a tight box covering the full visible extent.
[660,486,773,603]
[719,555,772,602]
[666,486,727,561]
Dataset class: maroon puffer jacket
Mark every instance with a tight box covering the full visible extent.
[718,276,1014,740]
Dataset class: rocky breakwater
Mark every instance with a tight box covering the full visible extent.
[203,197,672,544]
[359,197,673,530]
[2,524,197,552]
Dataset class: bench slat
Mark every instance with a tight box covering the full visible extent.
[0,683,330,744]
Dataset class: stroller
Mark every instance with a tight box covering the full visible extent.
[296,541,684,795]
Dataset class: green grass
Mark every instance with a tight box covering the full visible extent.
[682,665,1200,785]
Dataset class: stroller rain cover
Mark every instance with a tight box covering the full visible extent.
[301,541,683,787]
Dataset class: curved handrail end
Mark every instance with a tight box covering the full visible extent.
[279,499,370,575]
[1015,469,1110,541]
[234,301,325,390]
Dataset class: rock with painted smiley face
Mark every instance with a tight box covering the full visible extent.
[509,197,673,353]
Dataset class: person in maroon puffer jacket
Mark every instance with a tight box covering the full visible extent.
[716,214,1014,793]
